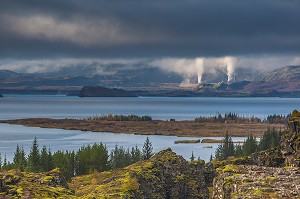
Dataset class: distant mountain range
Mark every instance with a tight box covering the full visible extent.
[1,65,300,97]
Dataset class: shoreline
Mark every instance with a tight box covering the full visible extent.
[0,118,286,138]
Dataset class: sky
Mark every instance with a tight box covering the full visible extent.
[1,0,300,78]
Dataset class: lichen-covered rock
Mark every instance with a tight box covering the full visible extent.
[280,110,300,167]
[213,165,300,199]
[71,148,209,199]
[0,169,74,198]
[213,110,300,198]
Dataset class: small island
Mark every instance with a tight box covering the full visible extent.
[174,139,201,144]
[79,86,136,97]
[201,138,244,144]
[0,94,3,97]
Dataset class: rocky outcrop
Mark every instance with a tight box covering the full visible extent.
[213,164,300,199]
[0,169,73,198]
[213,110,300,198]
[280,110,300,167]
[79,86,136,97]
[247,110,300,167]
[71,148,209,199]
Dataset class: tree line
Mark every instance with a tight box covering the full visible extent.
[195,112,288,124]
[0,137,153,181]
[215,128,282,161]
[83,114,152,121]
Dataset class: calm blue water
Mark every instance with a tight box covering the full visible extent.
[0,123,244,163]
[0,95,299,162]
[1,95,299,120]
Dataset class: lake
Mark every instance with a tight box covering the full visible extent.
[0,95,299,162]
[1,95,299,120]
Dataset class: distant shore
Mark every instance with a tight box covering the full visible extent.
[1,118,285,137]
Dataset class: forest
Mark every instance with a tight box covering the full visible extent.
[0,137,153,181]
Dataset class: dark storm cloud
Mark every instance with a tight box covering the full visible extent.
[1,0,300,58]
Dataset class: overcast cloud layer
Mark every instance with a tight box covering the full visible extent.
[1,0,300,74]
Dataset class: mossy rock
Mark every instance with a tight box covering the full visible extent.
[70,148,209,199]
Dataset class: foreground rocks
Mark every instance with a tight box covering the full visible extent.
[0,168,73,198]
[212,110,300,198]
[213,164,300,199]
[71,148,209,199]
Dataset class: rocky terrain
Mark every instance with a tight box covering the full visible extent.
[213,164,300,198]
[212,110,300,198]
[0,149,210,198]
[0,168,73,198]
[71,148,209,198]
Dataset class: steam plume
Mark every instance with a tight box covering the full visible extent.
[195,58,204,84]
[224,56,237,82]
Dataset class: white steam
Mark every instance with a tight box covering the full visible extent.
[223,56,237,82]
[152,57,238,84]
[152,58,205,85]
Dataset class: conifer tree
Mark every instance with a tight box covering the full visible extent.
[13,145,26,171]
[190,151,195,161]
[40,145,49,171]
[215,131,235,160]
[27,137,40,172]
[3,154,7,169]
[209,154,213,162]
[242,134,257,156]
[235,145,243,157]
[131,145,142,163]
[48,147,55,171]
[142,137,153,160]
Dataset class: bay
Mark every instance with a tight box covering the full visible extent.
[0,123,244,162]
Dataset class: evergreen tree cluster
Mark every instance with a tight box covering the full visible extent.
[84,114,152,121]
[195,112,262,123]
[258,127,282,151]
[195,112,288,124]
[0,137,153,181]
[214,128,282,161]
[215,132,235,160]
[266,114,289,124]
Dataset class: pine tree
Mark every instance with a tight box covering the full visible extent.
[142,137,153,160]
[215,131,235,160]
[235,145,243,157]
[131,145,141,163]
[3,154,7,169]
[13,145,26,171]
[242,134,257,156]
[48,147,55,171]
[27,137,40,172]
[40,146,49,171]
[190,151,195,161]
[209,154,213,162]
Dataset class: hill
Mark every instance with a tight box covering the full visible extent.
[79,86,136,97]
[261,65,300,82]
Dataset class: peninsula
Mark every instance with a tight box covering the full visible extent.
[1,117,285,137]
